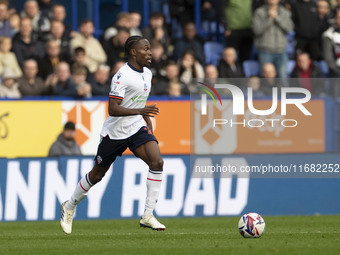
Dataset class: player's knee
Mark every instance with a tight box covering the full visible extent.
[150,158,163,170]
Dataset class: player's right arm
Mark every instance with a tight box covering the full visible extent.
[108,98,159,117]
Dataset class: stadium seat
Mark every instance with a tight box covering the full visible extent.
[314,61,329,77]
[204,41,224,66]
[243,60,259,77]
[286,31,295,59]
[287,60,296,77]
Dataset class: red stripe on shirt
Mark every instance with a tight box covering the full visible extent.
[109,95,123,100]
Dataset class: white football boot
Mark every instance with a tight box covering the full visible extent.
[60,201,75,234]
[140,214,166,231]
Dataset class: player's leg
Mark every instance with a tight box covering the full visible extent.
[60,163,111,234]
[61,135,120,234]
[133,140,165,230]
[65,163,111,210]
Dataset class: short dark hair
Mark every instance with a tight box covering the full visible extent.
[79,18,93,27]
[64,121,76,130]
[150,12,164,20]
[124,35,147,60]
[74,47,85,55]
[165,60,177,67]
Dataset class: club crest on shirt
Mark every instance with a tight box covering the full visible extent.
[116,72,121,80]
[144,83,148,91]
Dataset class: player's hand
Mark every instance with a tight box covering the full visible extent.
[140,104,160,117]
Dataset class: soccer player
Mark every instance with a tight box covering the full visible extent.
[60,36,165,234]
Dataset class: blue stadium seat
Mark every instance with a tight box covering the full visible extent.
[286,31,295,59]
[314,61,329,77]
[243,60,259,77]
[204,41,224,66]
[287,60,296,77]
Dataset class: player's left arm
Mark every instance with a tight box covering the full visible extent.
[143,115,153,133]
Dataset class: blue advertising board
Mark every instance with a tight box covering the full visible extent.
[0,155,339,222]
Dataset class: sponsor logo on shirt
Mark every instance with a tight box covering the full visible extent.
[131,95,148,103]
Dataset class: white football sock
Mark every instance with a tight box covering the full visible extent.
[144,169,163,216]
[65,173,93,210]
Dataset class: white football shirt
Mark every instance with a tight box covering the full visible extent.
[100,63,152,139]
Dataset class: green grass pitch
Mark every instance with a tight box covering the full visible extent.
[0,215,339,255]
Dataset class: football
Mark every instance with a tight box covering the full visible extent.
[238,213,266,238]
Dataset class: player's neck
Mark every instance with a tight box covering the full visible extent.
[128,61,143,73]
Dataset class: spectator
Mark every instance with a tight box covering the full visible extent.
[38,0,53,18]
[150,40,167,86]
[331,0,340,17]
[168,81,182,97]
[0,36,22,77]
[46,61,78,97]
[172,22,205,65]
[71,46,91,80]
[12,17,44,68]
[0,67,20,98]
[48,121,82,157]
[217,47,245,78]
[0,0,11,38]
[70,19,107,73]
[142,12,170,55]
[246,75,264,97]
[38,40,67,80]
[253,0,293,78]
[71,65,92,98]
[201,0,217,24]
[169,0,195,29]
[323,9,340,96]
[9,12,20,36]
[51,4,72,37]
[129,11,142,36]
[90,64,111,96]
[21,0,50,39]
[219,0,253,62]
[111,60,125,76]
[260,62,280,95]
[152,60,189,95]
[318,0,331,31]
[291,0,320,60]
[317,0,331,51]
[204,64,219,86]
[102,26,130,68]
[290,52,325,95]
[179,50,205,85]
[18,59,49,96]
[51,4,66,23]
[205,64,219,79]
[102,12,131,41]
[47,20,71,61]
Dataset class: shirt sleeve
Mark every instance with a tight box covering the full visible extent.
[109,71,126,100]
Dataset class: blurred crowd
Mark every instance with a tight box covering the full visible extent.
[1,0,340,99]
